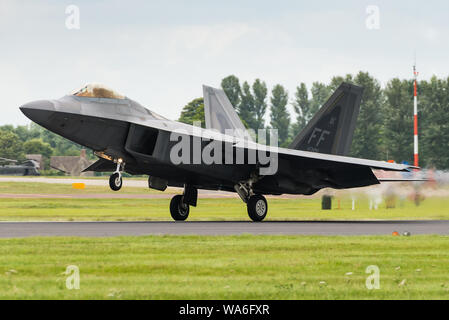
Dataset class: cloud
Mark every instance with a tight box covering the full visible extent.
[1,1,449,125]
[422,27,439,42]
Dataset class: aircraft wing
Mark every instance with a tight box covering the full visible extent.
[82,158,115,172]
[203,85,254,142]
[274,146,414,172]
[235,139,414,173]
[234,142,418,194]
[377,178,427,182]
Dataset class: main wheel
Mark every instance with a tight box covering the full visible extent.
[247,194,268,222]
[170,195,190,221]
[109,172,122,191]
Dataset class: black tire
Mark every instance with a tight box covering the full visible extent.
[170,195,190,221]
[109,172,122,191]
[247,194,268,222]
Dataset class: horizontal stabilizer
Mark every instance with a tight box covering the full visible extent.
[203,85,253,141]
[289,82,363,156]
[378,178,428,182]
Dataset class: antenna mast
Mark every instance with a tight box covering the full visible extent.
[413,62,419,167]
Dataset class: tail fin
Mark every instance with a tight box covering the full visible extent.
[289,82,363,156]
[203,85,254,141]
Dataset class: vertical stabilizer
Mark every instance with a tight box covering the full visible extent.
[203,85,253,141]
[289,82,363,156]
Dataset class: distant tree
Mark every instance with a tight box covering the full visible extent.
[270,84,290,146]
[309,82,332,116]
[328,74,354,91]
[23,138,54,159]
[0,125,14,133]
[382,78,413,163]
[238,81,257,130]
[292,83,310,133]
[0,123,90,158]
[221,75,241,109]
[0,124,38,142]
[419,76,449,169]
[13,125,40,141]
[252,79,268,131]
[295,76,353,134]
[0,130,24,160]
[31,124,86,157]
[178,98,205,128]
[350,72,384,160]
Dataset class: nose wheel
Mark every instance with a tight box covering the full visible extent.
[109,159,124,191]
[109,172,122,191]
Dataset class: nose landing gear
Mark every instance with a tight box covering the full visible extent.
[109,159,124,191]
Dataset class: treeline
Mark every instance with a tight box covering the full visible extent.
[179,72,449,169]
[1,72,447,170]
[0,123,89,163]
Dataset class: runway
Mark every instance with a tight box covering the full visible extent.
[0,220,448,237]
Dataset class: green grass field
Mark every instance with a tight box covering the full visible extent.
[1,181,448,221]
[1,235,449,299]
[1,181,449,300]
[0,181,170,195]
[0,196,448,221]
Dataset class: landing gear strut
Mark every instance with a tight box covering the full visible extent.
[109,159,124,191]
[169,185,197,221]
[234,180,268,222]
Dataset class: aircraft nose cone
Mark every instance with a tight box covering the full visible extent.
[20,100,55,125]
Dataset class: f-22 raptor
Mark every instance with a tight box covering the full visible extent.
[20,82,414,221]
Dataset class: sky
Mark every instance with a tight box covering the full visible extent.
[1,0,448,125]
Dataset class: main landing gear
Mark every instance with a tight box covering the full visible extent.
[109,159,124,191]
[247,194,268,222]
[168,187,268,222]
[234,181,268,222]
[165,176,268,222]
[170,195,189,221]
[169,185,198,221]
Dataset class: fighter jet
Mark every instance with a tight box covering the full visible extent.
[20,83,415,221]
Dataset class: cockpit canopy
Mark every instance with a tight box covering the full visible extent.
[73,83,125,100]
[71,83,168,120]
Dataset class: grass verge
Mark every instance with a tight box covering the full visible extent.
[0,182,167,195]
[0,197,448,221]
[1,235,448,299]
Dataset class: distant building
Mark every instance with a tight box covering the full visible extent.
[50,149,94,176]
